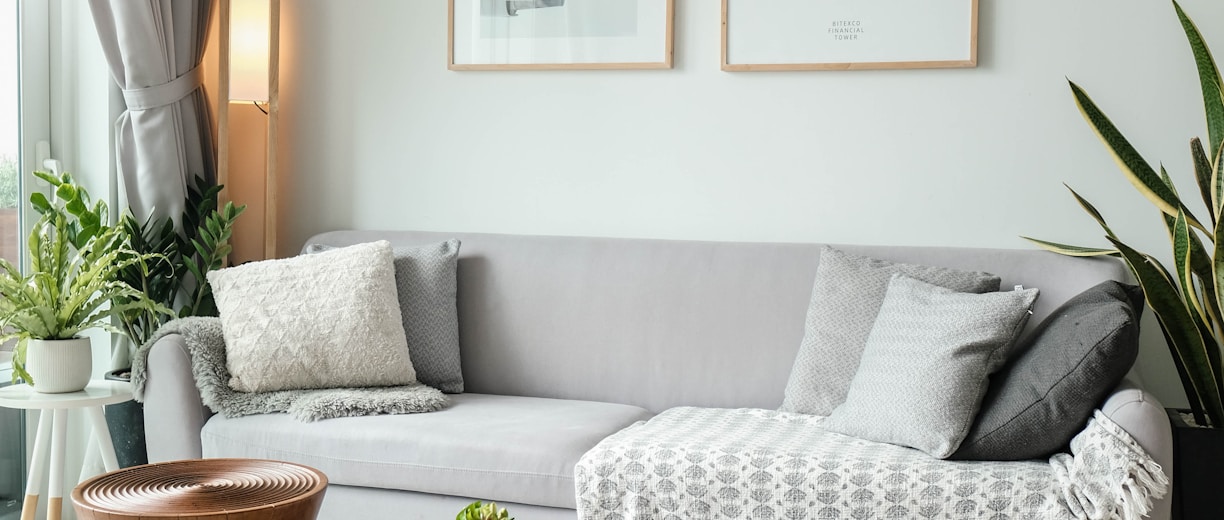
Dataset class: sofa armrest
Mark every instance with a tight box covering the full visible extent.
[1099,377,1173,520]
[143,333,213,462]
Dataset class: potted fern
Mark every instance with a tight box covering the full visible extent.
[1,172,170,393]
[1025,2,1222,518]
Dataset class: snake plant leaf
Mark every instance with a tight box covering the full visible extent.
[1215,142,1224,219]
[1175,210,1212,326]
[1064,184,1116,238]
[1178,215,1224,330]
[1193,137,1217,223]
[1070,80,1207,232]
[1021,237,1118,257]
[1112,236,1224,427]
[1176,0,1224,162]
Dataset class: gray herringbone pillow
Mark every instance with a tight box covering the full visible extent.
[821,274,1038,458]
[306,240,464,393]
[209,241,417,393]
[780,247,1000,415]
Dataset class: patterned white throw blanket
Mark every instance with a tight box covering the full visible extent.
[575,407,1167,520]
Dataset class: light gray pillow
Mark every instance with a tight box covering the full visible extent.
[780,247,1001,415]
[305,240,464,393]
[209,240,417,393]
[821,274,1039,459]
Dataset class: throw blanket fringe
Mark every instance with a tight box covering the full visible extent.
[131,317,447,421]
[1050,410,1170,520]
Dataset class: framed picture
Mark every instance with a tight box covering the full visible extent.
[721,0,978,71]
[449,0,675,70]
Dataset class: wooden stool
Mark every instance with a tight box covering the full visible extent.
[71,459,327,520]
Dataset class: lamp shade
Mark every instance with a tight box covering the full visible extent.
[229,0,270,102]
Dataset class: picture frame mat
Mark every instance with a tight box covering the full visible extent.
[450,0,675,70]
[721,0,978,71]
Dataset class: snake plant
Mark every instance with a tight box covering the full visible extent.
[1,171,172,384]
[1025,1,1224,428]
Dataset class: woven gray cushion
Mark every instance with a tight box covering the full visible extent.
[209,241,417,392]
[821,274,1038,458]
[780,247,1001,415]
[952,281,1143,460]
[306,240,464,393]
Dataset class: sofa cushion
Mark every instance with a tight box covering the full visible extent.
[208,240,416,392]
[821,274,1038,458]
[953,281,1143,460]
[781,246,1001,416]
[306,240,465,394]
[199,393,653,509]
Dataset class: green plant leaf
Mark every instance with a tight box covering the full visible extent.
[1021,237,1119,257]
[1193,137,1219,225]
[1070,80,1207,232]
[1064,184,1117,238]
[1176,0,1224,162]
[29,192,52,215]
[1175,210,1213,327]
[1112,236,1224,426]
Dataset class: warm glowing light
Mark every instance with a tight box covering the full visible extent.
[230,0,270,102]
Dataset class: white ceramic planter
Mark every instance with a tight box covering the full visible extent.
[26,337,92,394]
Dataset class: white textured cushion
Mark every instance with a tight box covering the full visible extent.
[208,240,417,392]
[305,240,464,393]
[821,274,1038,458]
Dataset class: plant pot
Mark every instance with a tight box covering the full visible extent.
[103,368,147,468]
[1167,408,1224,520]
[26,337,92,393]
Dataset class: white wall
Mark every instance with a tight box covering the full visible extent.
[280,0,1224,408]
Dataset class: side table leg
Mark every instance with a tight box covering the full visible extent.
[83,406,119,472]
[47,409,67,520]
[20,409,51,520]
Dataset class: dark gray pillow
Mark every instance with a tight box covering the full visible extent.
[305,240,464,393]
[780,246,1002,415]
[952,281,1143,460]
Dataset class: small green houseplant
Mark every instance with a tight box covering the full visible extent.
[116,176,245,349]
[0,171,170,391]
[457,501,513,520]
[1025,1,1224,429]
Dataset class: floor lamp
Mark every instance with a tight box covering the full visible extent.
[218,0,280,261]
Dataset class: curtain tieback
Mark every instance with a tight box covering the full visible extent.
[122,66,203,111]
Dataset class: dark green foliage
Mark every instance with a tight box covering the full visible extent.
[117,175,246,347]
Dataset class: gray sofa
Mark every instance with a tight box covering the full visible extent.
[140,230,1174,520]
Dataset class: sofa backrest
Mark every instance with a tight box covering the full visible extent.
[305,230,1129,413]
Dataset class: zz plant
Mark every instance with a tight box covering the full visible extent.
[116,175,245,349]
[1,171,171,384]
[1026,1,1224,428]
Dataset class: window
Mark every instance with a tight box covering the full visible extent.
[0,0,15,267]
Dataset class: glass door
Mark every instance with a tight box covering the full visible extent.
[0,0,15,267]
[1,2,24,519]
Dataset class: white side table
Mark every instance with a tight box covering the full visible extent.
[0,380,131,520]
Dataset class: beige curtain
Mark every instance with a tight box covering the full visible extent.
[88,0,215,225]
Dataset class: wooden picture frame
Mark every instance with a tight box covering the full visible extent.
[721,0,978,71]
[449,0,674,70]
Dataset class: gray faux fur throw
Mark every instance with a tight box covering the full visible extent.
[131,317,448,421]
